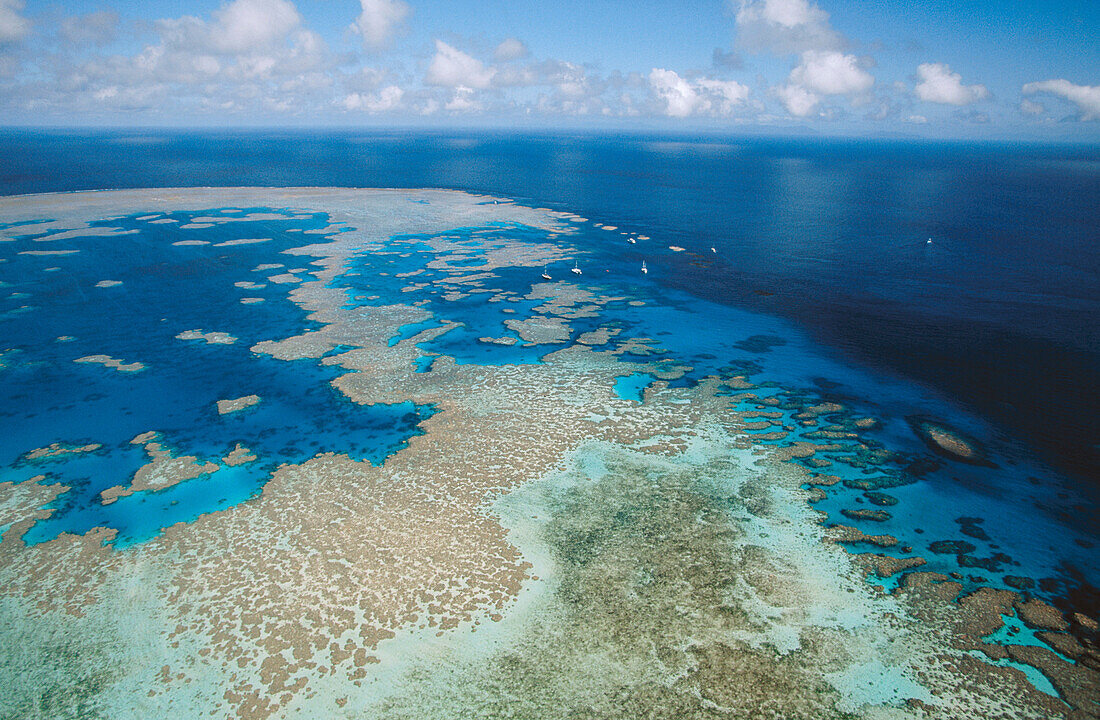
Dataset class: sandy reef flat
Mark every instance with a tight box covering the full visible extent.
[0,188,1096,720]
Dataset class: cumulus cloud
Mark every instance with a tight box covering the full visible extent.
[0,0,30,44]
[790,50,872,95]
[1022,79,1100,121]
[774,82,818,116]
[548,61,591,98]
[649,68,699,117]
[503,59,620,115]
[774,49,872,118]
[444,86,480,112]
[426,40,494,89]
[734,0,843,54]
[649,68,749,117]
[494,38,528,62]
[350,0,409,50]
[60,10,118,46]
[34,0,338,120]
[153,0,328,82]
[340,85,403,112]
[696,78,752,112]
[208,0,301,54]
[914,63,988,105]
[152,0,303,57]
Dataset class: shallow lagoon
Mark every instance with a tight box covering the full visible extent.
[0,188,1096,719]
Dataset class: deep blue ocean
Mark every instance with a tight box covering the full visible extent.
[3,129,1096,483]
[0,129,1097,620]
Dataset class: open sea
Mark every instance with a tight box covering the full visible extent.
[3,129,1097,481]
[0,129,1097,716]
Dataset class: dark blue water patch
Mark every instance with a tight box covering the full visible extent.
[445,257,487,268]
[612,372,656,403]
[322,344,359,358]
[1,329,438,545]
[0,209,336,356]
[16,397,433,548]
[5,357,436,547]
[1,131,1095,485]
[0,208,437,548]
[423,326,544,367]
[412,355,437,373]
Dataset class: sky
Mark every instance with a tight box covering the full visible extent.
[0,0,1097,138]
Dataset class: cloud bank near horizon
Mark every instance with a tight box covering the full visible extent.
[0,0,1095,136]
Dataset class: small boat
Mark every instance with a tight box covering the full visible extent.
[711,247,716,253]
[627,236,637,244]
[541,266,551,280]
[641,260,648,274]
[927,238,933,244]
[571,260,582,275]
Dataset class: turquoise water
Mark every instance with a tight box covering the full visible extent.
[3,132,1095,488]
[0,192,1096,633]
[1,208,435,547]
[613,372,657,403]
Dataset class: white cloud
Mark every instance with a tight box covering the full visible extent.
[279,71,331,93]
[494,59,620,116]
[209,0,301,54]
[340,85,403,112]
[37,0,337,119]
[914,63,988,105]
[734,0,843,54]
[789,50,873,95]
[351,0,409,50]
[551,61,589,98]
[649,68,750,117]
[774,82,818,116]
[152,0,303,56]
[696,78,751,113]
[905,114,928,124]
[649,68,700,117]
[774,49,871,118]
[494,38,528,62]
[1022,79,1100,121]
[736,0,873,122]
[0,0,30,44]
[444,87,481,112]
[426,40,494,89]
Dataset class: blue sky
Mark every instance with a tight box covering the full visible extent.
[0,0,1097,138]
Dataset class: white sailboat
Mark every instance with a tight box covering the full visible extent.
[641,260,648,274]
[627,236,637,244]
[571,260,582,275]
[541,266,551,280]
